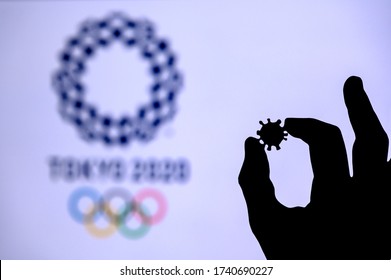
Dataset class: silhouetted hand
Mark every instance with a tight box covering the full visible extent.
[238,76,390,259]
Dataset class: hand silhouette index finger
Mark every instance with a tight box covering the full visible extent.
[284,118,350,206]
[343,76,389,178]
[238,137,284,212]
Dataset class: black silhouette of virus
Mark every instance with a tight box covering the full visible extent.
[257,119,288,151]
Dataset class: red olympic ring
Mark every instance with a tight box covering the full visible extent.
[134,188,168,225]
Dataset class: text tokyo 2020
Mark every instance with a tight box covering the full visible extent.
[48,156,190,183]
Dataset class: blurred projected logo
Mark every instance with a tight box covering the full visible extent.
[68,187,167,239]
[52,12,183,146]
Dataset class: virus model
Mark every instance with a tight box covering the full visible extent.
[257,119,288,151]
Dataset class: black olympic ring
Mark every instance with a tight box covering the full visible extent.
[52,12,183,146]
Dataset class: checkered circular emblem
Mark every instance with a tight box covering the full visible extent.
[52,12,183,146]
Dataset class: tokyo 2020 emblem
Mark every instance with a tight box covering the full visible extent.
[52,12,183,146]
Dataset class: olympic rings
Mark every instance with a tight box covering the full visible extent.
[68,187,167,239]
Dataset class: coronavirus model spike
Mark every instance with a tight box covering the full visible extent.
[257,118,288,151]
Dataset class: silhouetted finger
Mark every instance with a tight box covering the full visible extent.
[238,137,285,213]
[284,118,350,205]
[343,76,389,178]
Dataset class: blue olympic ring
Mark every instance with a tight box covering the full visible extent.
[52,12,183,146]
[68,186,101,223]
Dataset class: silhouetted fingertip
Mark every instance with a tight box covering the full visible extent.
[244,137,266,157]
[245,136,259,144]
[343,76,370,114]
[283,118,295,131]
[283,117,310,137]
[343,76,364,93]
[245,137,262,149]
